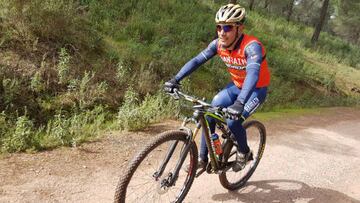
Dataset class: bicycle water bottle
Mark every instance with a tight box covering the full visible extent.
[211,133,223,155]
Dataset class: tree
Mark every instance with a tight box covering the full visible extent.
[331,0,360,45]
[229,0,237,3]
[264,0,269,9]
[292,0,335,33]
[261,0,289,17]
[311,0,330,44]
[286,0,296,22]
[249,0,255,10]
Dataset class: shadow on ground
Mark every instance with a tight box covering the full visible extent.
[212,179,359,203]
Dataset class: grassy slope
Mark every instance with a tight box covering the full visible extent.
[244,11,360,97]
[303,54,360,95]
[0,0,359,152]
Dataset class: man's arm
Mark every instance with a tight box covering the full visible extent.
[174,39,218,82]
[236,42,263,104]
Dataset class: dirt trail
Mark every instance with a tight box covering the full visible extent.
[0,107,359,203]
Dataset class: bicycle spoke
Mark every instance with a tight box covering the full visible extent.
[127,180,153,190]
[127,182,154,202]
[138,183,158,202]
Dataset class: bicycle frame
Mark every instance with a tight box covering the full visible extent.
[174,90,235,173]
[153,90,235,186]
[184,106,232,174]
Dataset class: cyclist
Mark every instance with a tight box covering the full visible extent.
[164,4,270,171]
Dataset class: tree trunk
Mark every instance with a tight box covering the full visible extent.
[286,0,295,22]
[311,0,330,44]
[229,0,237,4]
[249,0,255,10]
[264,0,269,9]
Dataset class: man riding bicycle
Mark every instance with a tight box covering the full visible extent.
[165,4,270,171]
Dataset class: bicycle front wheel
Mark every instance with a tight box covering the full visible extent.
[114,130,198,203]
[219,120,266,190]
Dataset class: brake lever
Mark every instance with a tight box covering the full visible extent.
[170,89,180,100]
[222,108,231,119]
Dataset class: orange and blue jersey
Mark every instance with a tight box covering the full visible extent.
[217,34,270,88]
[174,34,271,104]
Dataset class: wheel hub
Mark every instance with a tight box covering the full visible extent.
[156,173,173,194]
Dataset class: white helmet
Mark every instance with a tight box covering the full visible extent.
[215,4,246,24]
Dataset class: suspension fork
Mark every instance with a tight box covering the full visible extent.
[167,140,194,186]
[153,140,194,186]
[153,128,194,185]
[153,140,179,179]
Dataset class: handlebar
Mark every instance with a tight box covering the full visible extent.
[166,87,244,121]
[168,89,227,115]
[173,89,211,107]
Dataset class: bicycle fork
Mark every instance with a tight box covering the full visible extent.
[153,139,194,187]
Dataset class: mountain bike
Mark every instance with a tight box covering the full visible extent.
[114,89,266,203]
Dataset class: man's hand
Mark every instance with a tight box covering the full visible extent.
[164,78,180,93]
[226,101,244,120]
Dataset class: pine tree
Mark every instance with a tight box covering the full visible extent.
[331,0,360,45]
[249,0,255,10]
[286,0,296,22]
[264,0,269,9]
[311,0,330,44]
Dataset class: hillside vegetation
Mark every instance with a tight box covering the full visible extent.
[0,0,359,152]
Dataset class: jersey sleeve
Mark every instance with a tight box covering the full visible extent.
[236,42,263,104]
[174,39,218,82]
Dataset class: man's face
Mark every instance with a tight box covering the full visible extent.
[217,24,243,47]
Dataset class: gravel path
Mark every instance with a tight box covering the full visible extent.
[1,107,359,203]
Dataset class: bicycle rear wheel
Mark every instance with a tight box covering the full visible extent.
[219,120,266,190]
[114,130,198,203]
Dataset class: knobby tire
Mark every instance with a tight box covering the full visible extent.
[219,120,266,190]
[114,130,198,203]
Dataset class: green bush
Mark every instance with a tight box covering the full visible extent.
[2,115,40,152]
[117,87,177,131]
[0,105,108,152]
[57,48,71,84]
[44,105,107,147]
[0,112,10,147]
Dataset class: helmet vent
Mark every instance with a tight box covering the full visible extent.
[234,11,242,18]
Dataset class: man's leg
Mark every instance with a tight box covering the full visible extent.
[227,87,268,153]
[227,118,249,153]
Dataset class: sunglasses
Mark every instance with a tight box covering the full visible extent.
[216,25,234,33]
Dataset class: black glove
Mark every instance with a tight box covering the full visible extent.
[164,78,180,93]
[226,101,244,120]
